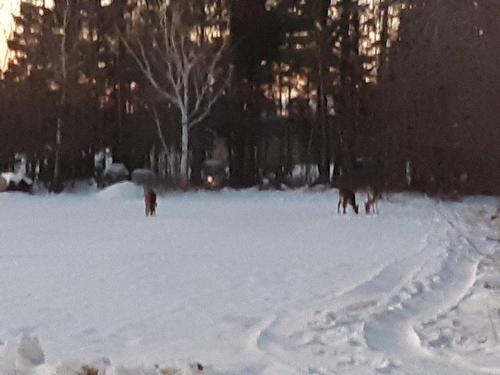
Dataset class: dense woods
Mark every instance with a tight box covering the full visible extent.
[0,0,499,194]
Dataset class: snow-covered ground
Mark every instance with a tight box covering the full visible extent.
[0,184,499,374]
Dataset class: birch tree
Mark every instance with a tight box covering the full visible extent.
[121,1,233,187]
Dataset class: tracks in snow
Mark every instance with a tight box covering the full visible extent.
[255,204,498,374]
[363,218,481,374]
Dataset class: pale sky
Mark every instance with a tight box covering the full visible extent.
[0,0,19,69]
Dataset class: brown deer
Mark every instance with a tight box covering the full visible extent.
[338,188,359,214]
[333,159,383,215]
[79,366,98,375]
[144,187,157,216]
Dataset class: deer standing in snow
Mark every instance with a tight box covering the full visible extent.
[333,160,383,215]
[144,187,157,216]
[338,188,359,214]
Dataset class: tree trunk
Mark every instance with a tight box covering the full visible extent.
[52,0,70,193]
[315,0,331,183]
[190,130,204,187]
[52,98,64,193]
[180,115,189,189]
[378,1,389,79]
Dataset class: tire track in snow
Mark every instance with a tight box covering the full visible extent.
[255,204,498,374]
[363,205,499,374]
[253,228,443,374]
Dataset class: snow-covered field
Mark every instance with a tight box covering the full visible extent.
[0,184,499,374]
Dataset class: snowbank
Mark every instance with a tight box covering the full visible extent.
[96,181,143,201]
[0,172,33,185]
[0,337,218,375]
[0,172,33,192]
[101,163,130,187]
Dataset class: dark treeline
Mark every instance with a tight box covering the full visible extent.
[1,0,499,194]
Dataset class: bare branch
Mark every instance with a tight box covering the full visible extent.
[117,25,179,104]
[150,102,169,153]
[60,0,70,85]
[191,34,232,122]
[189,65,233,129]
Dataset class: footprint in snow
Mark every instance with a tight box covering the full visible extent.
[376,358,399,373]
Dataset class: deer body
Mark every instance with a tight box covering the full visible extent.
[333,160,383,215]
[338,188,359,214]
[364,188,381,214]
[144,188,157,216]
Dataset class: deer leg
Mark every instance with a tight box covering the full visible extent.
[352,200,359,214]
[366,191,375,214]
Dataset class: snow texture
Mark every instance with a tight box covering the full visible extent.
[0,186,499,374]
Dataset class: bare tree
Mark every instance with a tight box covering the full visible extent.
[120,1,233,187]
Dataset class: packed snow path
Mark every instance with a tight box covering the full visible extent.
[255,201,500,375]
[0,185,498,374]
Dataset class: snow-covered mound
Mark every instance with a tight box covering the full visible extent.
[0,172,33,192]
[0,337,218,375]
[96,181,143,201]
[0,172,33,185]
[0,190,499,374]
[101,163,130,187]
